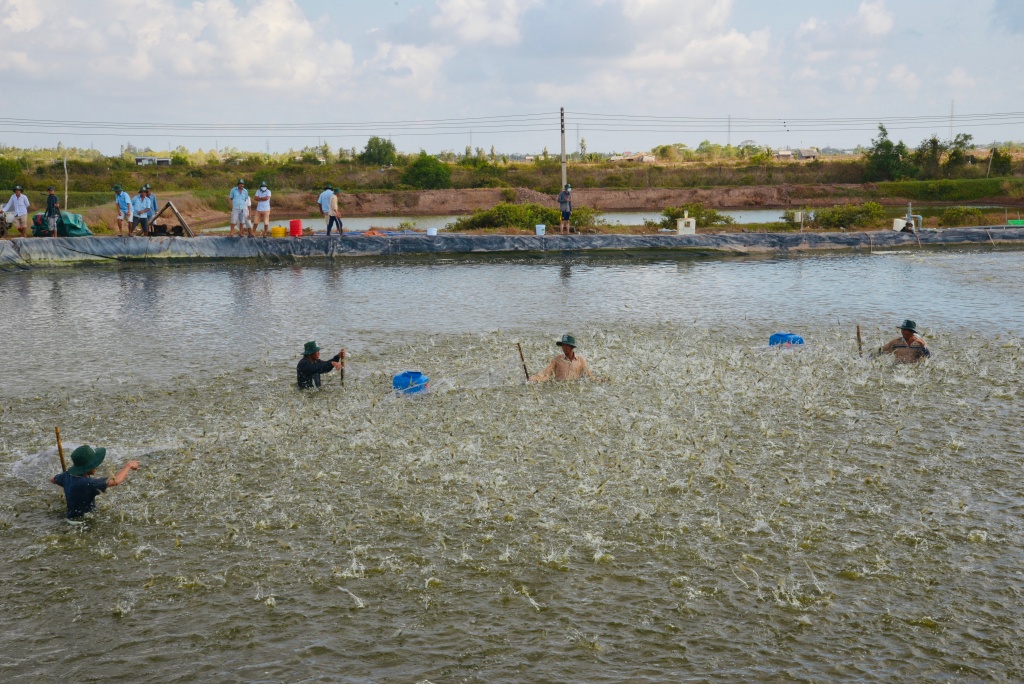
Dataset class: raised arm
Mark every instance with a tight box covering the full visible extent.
[107,460,140,487]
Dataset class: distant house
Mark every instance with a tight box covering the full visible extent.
[775,149,794,160]
[135,156,172,166]
[796,148,820,160]
[612,153,656,163]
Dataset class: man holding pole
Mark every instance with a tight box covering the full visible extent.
[50,444,139,519]
[876,319,930,363]
[297,341,346,389]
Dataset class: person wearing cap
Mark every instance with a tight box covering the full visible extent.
[44,186,61,237]
[253,181,272,237]
[131,186,153,236]
[50,445,139,519]
[557,184,572,234]
[229,179,249,237]
[530,334,596,382]
[317,183,335,233]
[327,187,343,236]
[3,186,30,237]
[877,319,930,363]
[113,185,132,236]
[296,341,346,389]
[145,184,159,216]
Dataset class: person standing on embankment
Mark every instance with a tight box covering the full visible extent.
[229,179,248,237]
[317,183,334,234]
[113,185,132,236]
[327,187,343,236]
[44,186,60,237]
[253,181,272,237]
[3,186,30,238]
[131,186,152,236]
[557,184,572,234]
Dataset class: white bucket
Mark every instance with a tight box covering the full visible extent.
[426,227,438,236]
[535,224,546,236]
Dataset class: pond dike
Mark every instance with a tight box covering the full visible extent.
[2,226,1022,270]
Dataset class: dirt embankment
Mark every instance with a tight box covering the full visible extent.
[72,183,957,232]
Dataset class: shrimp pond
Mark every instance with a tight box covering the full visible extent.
[1,250,1023,682]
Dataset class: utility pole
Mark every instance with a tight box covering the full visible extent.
[727,114,731,147]
[948,100,954,140]
[560,107,567,188]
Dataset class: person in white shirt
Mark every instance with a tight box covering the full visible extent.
[317,183,334,233]
[253,181,272,237]
[3,186,30,237]
[228,179,249,237]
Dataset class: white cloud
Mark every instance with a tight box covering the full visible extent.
[887,64,921,92]
[0,0,45,32]
[945,67,976,91]
[431,0,540,46]
[857,0,894,36]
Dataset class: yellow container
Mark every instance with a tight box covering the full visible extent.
[270,226,287,238]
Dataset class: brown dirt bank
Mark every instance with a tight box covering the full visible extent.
[73,184,1013,233]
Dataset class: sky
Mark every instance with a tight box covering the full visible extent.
[1,0,1022,155]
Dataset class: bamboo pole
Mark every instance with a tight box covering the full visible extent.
[55,426,67,472]
[517,343,531,381]
[856,325,863,356]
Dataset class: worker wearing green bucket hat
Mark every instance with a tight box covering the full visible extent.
[876,319,930,363]
[297,340,347,389]
[50,445,140,519]
[530,333,597,382]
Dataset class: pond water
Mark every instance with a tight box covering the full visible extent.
[1,250,1023,681]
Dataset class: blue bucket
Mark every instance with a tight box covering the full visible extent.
[769,332,804,347]
[393,371,429,394]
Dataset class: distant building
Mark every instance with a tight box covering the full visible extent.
[796,148,820,160]
[135,156,172,166]
[775,149,794,160]
[611,153,656,163]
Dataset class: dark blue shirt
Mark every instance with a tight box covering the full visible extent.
[296,354,340,389]
[53,472,108,518]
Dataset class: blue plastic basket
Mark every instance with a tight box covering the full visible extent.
[769,332,804,347]
[393,371,430,394]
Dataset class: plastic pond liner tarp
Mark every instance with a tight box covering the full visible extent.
[2,225,1024,271]
[30,211,93,238]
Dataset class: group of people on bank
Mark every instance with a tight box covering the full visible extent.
[112,184,160,236]
[3,185,63,237]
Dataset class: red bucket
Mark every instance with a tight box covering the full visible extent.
[289,219,302,237]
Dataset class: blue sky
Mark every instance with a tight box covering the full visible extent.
[0,0,1021,155]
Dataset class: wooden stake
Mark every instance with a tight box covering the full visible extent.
[517,343,531,381]
[856,325,863,356]
[55,426,67,472]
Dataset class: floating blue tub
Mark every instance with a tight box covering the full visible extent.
[393,371,430,394]
[769,332,804,347]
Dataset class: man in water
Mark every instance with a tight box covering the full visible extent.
[530,334,596,382]
[317,183,334,234]
[229,179,249,237]
[297,340,346,389]
[876,319,930,363]
[113,184,132,236]
[51,444,139,519]
[557,184,572,234]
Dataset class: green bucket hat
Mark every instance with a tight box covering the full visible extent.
[556,334,577,348]
[113,185,122,192]
[14,185,22,191]
[324,183,332,190]
[303,341,321,356]
[898,319,919,334]
[237,179,245,185]
[260,181,268,188]
[68,444,107,476]
[333,187,341,193]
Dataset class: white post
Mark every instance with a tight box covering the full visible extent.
[63,156,68,210]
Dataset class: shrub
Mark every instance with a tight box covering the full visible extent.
[500,188,518,202]
[358,136,397,166]
[660,203,735,229]
[568,206,604,228]
[448,202,560,231]
[939,206,985,227]
[400,152,452,189]
[812,202,885,229]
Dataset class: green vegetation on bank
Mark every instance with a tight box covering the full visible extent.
[449,203,604,231]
